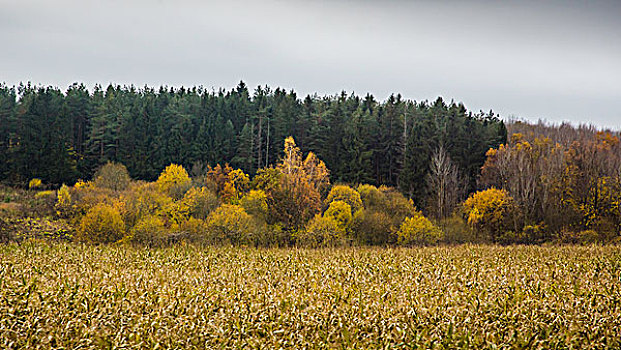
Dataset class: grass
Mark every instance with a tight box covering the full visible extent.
[1,242,620,349]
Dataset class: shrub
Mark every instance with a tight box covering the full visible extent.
[77,204,125,243]
[324,200,353,231]
[177,217,209,242]
[357,184,385,210]
[325,185,362,212]
[297,214,346,247]
[93,162,131,191]
[351,209,394,245]
[439,214,478,244]
[206,205,256,245]
[55,184,73,218]
[28,178,42,190]
[560,230,602,245]
[156,164,191,199]
[118,182,172,228]
[497,231,528,245]
[61,182,116,223]
[268,177,321,231]
[463,188,517,242]
[397,213,443,246]
[381,187,417,226]
[28,190,57,217]
[128,215,168,246]
[35,190,55,199]
[240,190,268,222]
[182,187,219,220]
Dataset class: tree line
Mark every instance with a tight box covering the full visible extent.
[0,82,507,209]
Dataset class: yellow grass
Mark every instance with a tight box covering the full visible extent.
[1,243,620,349]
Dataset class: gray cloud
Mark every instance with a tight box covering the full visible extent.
[1,0,619,128]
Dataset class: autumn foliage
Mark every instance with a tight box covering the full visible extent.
[481,131,621,242]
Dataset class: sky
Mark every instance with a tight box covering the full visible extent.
[1,0,620,129]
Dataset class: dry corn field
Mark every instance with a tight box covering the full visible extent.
[1,243,620,349]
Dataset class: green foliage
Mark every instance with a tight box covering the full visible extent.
[0,82,504,215]
[77,204,125,243]
[439,214,477,244]
[380,187,417,227]
[560,230,603,245]
[357,184,386,210]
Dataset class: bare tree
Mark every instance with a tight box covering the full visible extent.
[426,146,466,221]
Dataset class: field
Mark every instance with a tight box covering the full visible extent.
[1,243,620,349]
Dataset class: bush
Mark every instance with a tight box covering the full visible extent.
[59,182,116,224]
[93,162,131,191]
[357,184,385,210]
[325,185,362,212]
[560,230,602,245]
[351,209,394,245]
[206,204,256,245]
[381,187,417,226]
[55,184,73,218]
[463,188,517,242]
[128,215,168,246]
[397,213,443,246]
[297,215,346,247]
[324,200,353,231]
[497,231,528,245]
[439,214,478,244]
[77,204,125,243]
[157,164,192,199]
[28,178,42,190]
[28,190,57,217]
[177,217,209,242]
[182,187,219,220]
[118,182,172,228]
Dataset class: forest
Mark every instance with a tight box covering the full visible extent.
[1,82,620,246]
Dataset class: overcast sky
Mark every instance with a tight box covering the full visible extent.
[1,0,620,128]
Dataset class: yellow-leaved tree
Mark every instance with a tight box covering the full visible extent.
[156,164,191,199]
[463,188,516,242]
